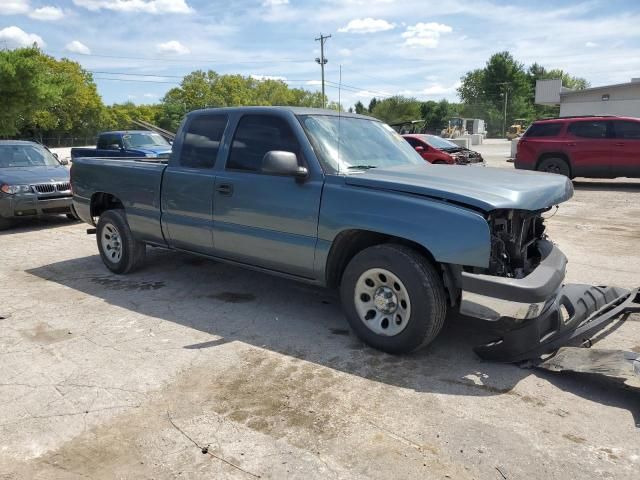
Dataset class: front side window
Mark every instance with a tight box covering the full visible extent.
[0,144,60,168]
[524,123,563,138]
[180,114,228,169]
[122,133,170,149]
[300,115,423,173]
[613,121,640,139]
[567,121,609,139]
[227,115,300,172]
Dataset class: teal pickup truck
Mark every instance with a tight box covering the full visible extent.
[71,107,639,361]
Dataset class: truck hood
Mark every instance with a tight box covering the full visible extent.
[129,146,172,156]
[343,164,574,211]
[0,165,70,185]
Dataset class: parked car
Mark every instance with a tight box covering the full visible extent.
[403,134,484,165]
[70,130,172,161]
[0,140,74,230]
[71,107,631,361]
[515,115,640,178]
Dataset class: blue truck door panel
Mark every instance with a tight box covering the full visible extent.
[212,113,322,278]
[213,173,322,277]
[160,113,229,254]
[161,168,215,253]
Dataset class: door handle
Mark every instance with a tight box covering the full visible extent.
[614,143,625,146]
[566,143,576,147]
[216,183,233,196]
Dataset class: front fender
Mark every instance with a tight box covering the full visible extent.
[318,180,491,270]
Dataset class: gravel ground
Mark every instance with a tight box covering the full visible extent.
[1,139,639,479]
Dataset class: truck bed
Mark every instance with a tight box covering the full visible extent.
[71,157,167,245]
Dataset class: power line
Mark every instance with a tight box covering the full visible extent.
[47,49,310,65]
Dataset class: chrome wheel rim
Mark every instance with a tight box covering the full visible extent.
[354,268,411,336]
[101,222,123,263]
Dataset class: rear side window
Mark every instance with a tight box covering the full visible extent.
[227,115,300,172]
[97,134,121,150]
[524,123,562,138]
[613,121,640,139]
[567,121,609,139]
[180,114,228,168]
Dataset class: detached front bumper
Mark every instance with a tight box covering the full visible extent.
[459,240,640,363]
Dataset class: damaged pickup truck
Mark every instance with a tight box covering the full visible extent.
[71,107,639,362]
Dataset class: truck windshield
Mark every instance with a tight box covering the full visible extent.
[122,133,170,149]
[299,115,424,173]
[0,144,60,168]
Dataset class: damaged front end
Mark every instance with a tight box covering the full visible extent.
[458,208,640,368]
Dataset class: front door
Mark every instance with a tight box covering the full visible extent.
[161,113,228,254]
[212,114,322,278]
[611,120,640,178]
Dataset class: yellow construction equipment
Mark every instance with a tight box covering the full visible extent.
[507,118,527,140]
[440,117,465,138]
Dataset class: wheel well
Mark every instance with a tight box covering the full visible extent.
[90,192,124,219]
[536,152,571,174]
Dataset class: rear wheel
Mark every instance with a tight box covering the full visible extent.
[96,209,146,274]
[537,157,571,177]
[340,244,447,354]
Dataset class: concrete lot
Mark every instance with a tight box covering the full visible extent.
[1,139,639,479]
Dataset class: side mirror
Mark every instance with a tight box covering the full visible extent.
[108,143,121,150]
[59,158,69,166]
[415,146,425,152]
[262,151,308,179]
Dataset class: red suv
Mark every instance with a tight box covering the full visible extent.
[515,116,640,178]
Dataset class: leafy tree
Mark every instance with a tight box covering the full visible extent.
[369,96,422,124]
[420,100,451,130]
[354,100,366,114]
[368,97,378,113]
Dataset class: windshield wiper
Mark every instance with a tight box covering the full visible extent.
[347,165,377,170]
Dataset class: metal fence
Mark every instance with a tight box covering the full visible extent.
[8,136,97,148]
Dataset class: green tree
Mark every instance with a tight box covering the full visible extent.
[354,100,366,114]
[420,100,451,130]
[368,97,378,113]
[369,96,422,124]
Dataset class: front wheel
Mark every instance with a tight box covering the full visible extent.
[0,217,13,231]
[96,209,146,274]
[340,244,447,354]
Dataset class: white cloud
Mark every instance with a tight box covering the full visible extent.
[250,74,287,81]
[338,48,352,57]
[143,93,159,98]
[585,41,598,48]
[339,18,395,34]
[1,1,30,15]
[402,22,452,48]
[306,80,322,86]
[0,26,45,48]
[262,0,288,5]
[156,40,190,55]
[72,0,193,14]
[65,40,91,54]
[29,6,65,21]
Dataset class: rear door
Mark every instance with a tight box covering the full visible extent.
[565,120,613,177]
[161,113,228,254]
[611,120,640,178]
[212,113,322,278]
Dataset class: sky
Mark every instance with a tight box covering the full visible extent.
[1,0,640,108]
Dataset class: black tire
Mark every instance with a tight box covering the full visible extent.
[537,157,571,177]
[96,209,146,274]
[340,244,447,354]
[0,217,13,231]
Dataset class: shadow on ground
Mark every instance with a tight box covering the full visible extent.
[26,247,640,423]
[0,215,79,235]
[572,180,640,192]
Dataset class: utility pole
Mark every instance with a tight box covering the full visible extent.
[315,33,331,108]
[496,82,510,137]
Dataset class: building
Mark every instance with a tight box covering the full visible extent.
[535,78,640,117]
